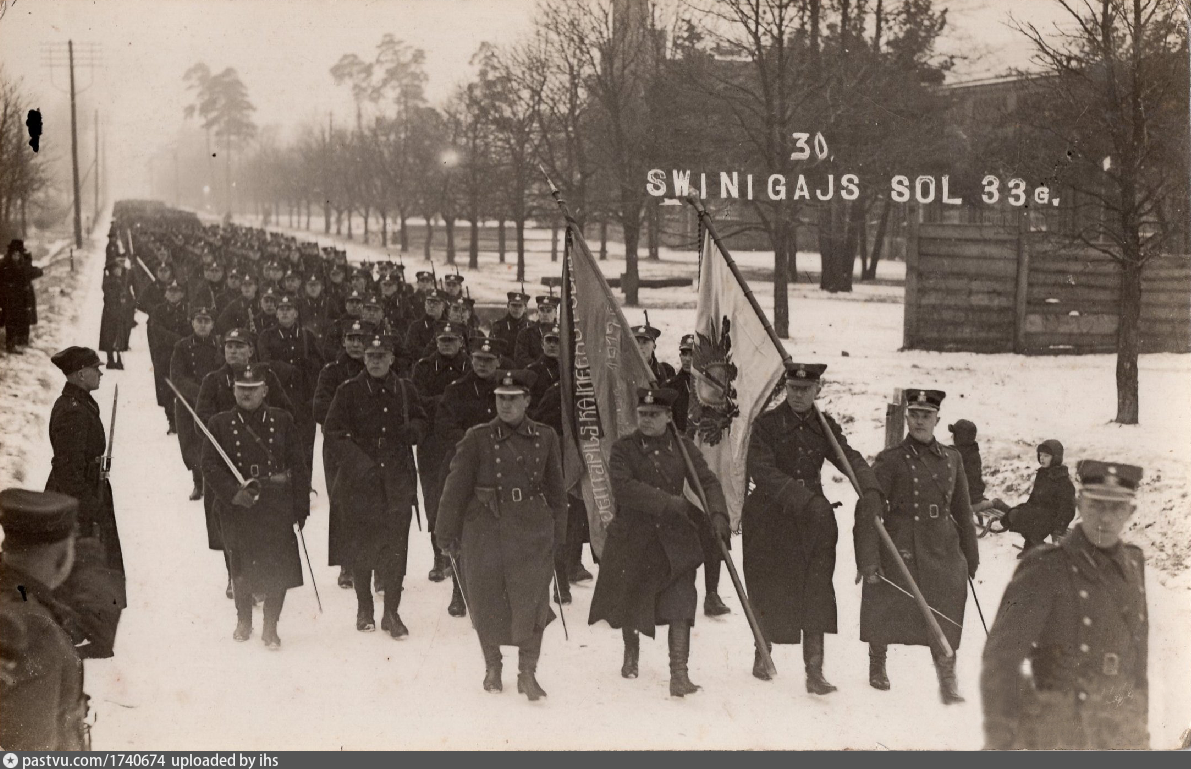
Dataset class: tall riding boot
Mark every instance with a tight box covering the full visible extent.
[354,568,375,631]
[223,551,234,599]
[703,557,730,617]
[429,548,447,582]
[803,633,837,695]
[516,631,547,701]
[753,641,774,680]
[189,469,203,501]
[232,582,253,641]
[668,621,701,697]
[869,643,891,690]
[448,573,467,617]
[481,640,503,692]
[554,564,572,605]
[621,628,640,679]
[381,583,408,639]
[105,352,116,369]
[262,591,285,649]
[933,650,965,704]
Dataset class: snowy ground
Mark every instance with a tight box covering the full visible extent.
[6,211,1189,750]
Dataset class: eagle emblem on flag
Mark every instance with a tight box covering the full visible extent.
[689,316,740,446]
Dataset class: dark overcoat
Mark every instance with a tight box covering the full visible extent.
[44,383,125,575]
[257,322,324,424]
[857,436,979,649]
[147,298,191,408]
[430,370,497,525]
[0,251,42,342]
[410,351,470,530]
[98,271,135,353]
[168,333,224,474]
[981,526,1148,750]
[589,430,727,637]
[513,322,548,368]
[322,371,428,568]
[202,405,309,594]
[742,407,880,644]
[435,418,566,646]
[490,313,530,356]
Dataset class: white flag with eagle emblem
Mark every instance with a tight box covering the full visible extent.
[688,230,787,527]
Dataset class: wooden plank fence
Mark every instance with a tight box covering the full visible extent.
[904,216,1191,354]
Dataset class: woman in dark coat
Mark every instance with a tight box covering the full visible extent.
[99,261,136,368]
[1,240,43,353]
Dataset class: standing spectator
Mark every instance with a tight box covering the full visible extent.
[1,239,43,354]
[99,260,136,369]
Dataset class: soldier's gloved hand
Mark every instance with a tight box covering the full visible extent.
[712,514,731,543]
[442,540,461,562]
[855,563,882,585]
[232,480,261,508]
[967,559,978,580]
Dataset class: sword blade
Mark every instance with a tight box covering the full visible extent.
[878,574,964,629]
[164,377,247,486]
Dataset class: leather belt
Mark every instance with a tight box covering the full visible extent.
[499,486,542,503]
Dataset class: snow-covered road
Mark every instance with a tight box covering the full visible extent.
[17,212,1190,750]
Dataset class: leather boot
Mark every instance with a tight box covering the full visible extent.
[261,592,283,650]
[570,563,593,583]
[233,617,252,641]
[225,577,234,600]
[516,635,547,701]
[753,642,773,681]
[189,482,203,501]
[668,622,701,697]
[448,576,467,617]
[802,633,837,695]
[428,552,447,582]
[381,586,408,639]
[621,628,640,679]
[482,643,503,692]
[869,644,891,691]
[933,652,965,704]
[356,578,375,632]
[703,593,731,617]
[555,576,572,605]
[337,566,353,589]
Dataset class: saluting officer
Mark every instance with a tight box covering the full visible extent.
[589,388,731,698]
[202,365,310,649]
[0,489,88,750]
[981,460,1149,750]
[169,305,223,500]
[324,336,428,638]
[410,321,471,582]
[742,362,883,694]
[432,335,506,616]
[513,295,559,368]
[45,346,125,577]
[856,388,979,704]
[490,290,531,354]
[435,370,566,700]
[631,323,675,384]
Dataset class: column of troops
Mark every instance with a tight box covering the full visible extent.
[0,203,1154,750]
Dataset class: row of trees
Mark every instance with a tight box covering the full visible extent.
[0,67,54,244]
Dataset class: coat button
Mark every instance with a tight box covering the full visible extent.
[1079,644,1090,653]
[1082,617,1092,626]
[1078,590,1088,599]
[914,516,919,521]
[1077,692,1087,702]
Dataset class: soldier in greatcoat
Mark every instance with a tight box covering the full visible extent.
[98,260,136,369]
[981,460,1149,750]
[435,370,566,700]
[1,239,44,354]
[490,291,531,355]
[168,306,223,500]
[433,334,506,616]
[665,334,695,433]
[146,280,191,434]
[631,323,676,384]
[404,291,448,357]
[513,295,558,367]
[855,388,979,704]
[313,320,369,589]
[323,336,428,637]
[410,321,470,582]
[202,365,310,649]
[589,387,730,697]
[742,362,884,694]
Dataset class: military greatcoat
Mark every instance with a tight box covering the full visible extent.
[435,417,566,646]
[857,435,979,650]
[169,333,224,476]
[981,526,1149,750]
[410,350,470,532]
[742,407,880,644]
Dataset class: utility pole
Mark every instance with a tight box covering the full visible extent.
[41,41,101,248]
[94,108,100,224]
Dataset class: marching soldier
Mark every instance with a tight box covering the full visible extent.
[665,334,695,433]
[631,322,675,383]
[323,336,428,637]
[298,273,334,342]
[0,489,88,750]
[169,306,223,500]
[435,370,566,700]
[321,289,368,360]
[188,260,226,316]
[146,280,192,434]
[410,321,471,582]
[432,335,506,616]
[490,290,531,354]
[257,288,281,334]
[313,320,370,589]
[856,388,979,704]
[99,260,136,370]
[589,387,730,697]
[526,323,561,404]
[201,365,310,649]
[405,290,447,356]
[742,362,884,693]
[442,272,464,301]
[513,295,559,368]
[215,272,262,338]
[981,460,1149,750]
[45,346,125,576]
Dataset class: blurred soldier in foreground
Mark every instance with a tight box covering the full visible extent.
[981,460,1149,750]
[590,388,730,698]
[201,365,310,649]
[856,388,979,704]
[324,336,427,638]
[436,370,566,700]
[743,363,883,694]
[0,489,88,750]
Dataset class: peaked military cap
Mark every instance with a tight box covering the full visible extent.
[259,288,280,303]
[425,290,447,303]
[239,272,257,285]
[494,369,537,395]
[305,272,323,284]
[165,280,184,292]
[234,364,267,387]
[276,295,297,309]
[469,336,506,357]
[434,321,464,340]
[415,271,434,281]
[1077,460,1142,500]
[507,291,530,304]
[50,346,101,376]
[364,335,394,353]
[679,334,695,351]
[344,320,370,338]
[380,274,399,285]
[345,290,365,302]
[444,274,464,285]
[543,324,562,341]
[636,387,678,408]
[223,328,253,346]
[328,263,347,275]
[363,295,382,309]
[785,362,827,382]
[630,324,661,341]
[905,388,946,411]
[192,305,215,320]
[0,488,78,546]
[536,295,560,308]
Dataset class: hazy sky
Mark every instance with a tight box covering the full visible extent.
[0,0,1072,201]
